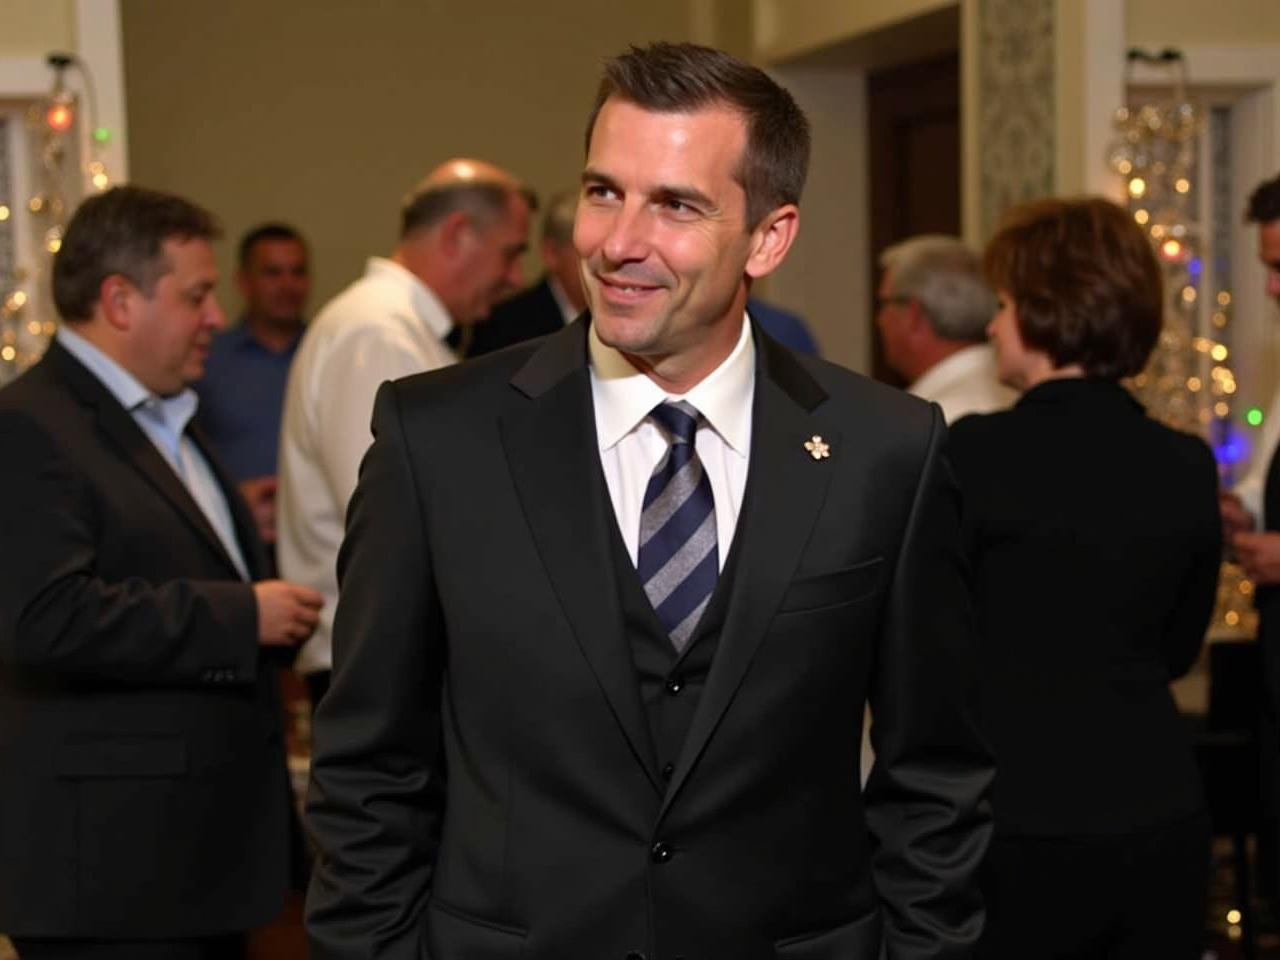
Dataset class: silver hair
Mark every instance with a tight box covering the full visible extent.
[542,190,578,248]
[879,235,994,342]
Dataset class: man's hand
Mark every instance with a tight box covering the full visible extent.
[1220,490,1256,541]
[253,580,324,647]
[1235,531,1280,586]
[238,475,279,544]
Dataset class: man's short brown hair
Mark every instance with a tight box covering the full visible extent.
[585,42,810,230]
[983,197,1162,380]
[53,186,220,323]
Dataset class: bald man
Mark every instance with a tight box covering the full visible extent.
[277,159,533,704]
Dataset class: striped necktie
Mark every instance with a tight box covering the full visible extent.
[638,401,718,652]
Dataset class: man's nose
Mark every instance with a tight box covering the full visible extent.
[601,204,651,265]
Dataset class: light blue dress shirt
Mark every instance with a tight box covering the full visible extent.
[56,327,251,581]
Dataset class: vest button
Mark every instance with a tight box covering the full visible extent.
[650,841,673,863]
[661,762,675,781]
[664,676,683,695]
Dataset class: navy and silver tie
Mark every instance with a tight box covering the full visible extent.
[638,401,718,652]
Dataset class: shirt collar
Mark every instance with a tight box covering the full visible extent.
[58,325,200,436]
[546,276,579,325]
[908,343,996,400]
[588,314,754,456]
[365,256,455,341]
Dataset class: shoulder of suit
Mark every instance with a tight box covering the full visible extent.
[391,337,544,406]
[790,350,937,427]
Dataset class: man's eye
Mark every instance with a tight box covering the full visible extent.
[584,184,615,201]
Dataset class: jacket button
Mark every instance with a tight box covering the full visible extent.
[664,676,683,695]
[650,841,673,863]
[661,762,675,782]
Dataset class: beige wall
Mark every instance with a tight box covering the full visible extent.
[121,0,696,313]
[0,0,74,56]
[753,0,952,62]
[1127,0,1280,46]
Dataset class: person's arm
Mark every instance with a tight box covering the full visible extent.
[314,325,443,522]
[0,409,260,684]
[864,406,994,958]
[1162,443,1224,679]
[307,381,445,960]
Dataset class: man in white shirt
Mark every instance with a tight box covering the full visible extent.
[876,235,1014,423]
[277,158,532,706]
[307,43,990,960]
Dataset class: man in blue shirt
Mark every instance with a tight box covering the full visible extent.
[196,223,310,546]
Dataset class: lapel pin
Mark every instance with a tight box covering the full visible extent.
[804,435,830,460]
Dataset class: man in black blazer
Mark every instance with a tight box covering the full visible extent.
[0,186,323,959]
[466,190,585,357]
[307,43,991,960]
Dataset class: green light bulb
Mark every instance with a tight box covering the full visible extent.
[1247,407,1264,427]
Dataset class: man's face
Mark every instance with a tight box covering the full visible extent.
[454,192,531,324]
[1260,220,1280,306]
[875,268,911,378]
[237,237,309,328]
[126,237,226,396]
[575,98,758,364]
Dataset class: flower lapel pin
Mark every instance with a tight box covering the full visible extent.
[804,435,830,461]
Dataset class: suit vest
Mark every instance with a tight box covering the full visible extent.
[603,491,741,785]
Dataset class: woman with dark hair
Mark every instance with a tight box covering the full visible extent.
[949,197,1222,957]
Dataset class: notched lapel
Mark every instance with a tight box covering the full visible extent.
[661,335,838,818]
[500,325,662,791]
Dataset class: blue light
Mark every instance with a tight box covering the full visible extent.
[1188,257,1203,278]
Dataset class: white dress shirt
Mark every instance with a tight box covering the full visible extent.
[908,343,1016,424]
[277,257,457,674]
[56,326,250,580]
[589,317,754,571]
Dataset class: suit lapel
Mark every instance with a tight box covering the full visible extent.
[659,331,837,820]
[499,322,662,792]
[46,341,249,579]
[188,419,264,580]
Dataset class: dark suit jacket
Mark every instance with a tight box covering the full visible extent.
[948,378,1221,837]
[0,340,293,938]
[466,276,566,358]
[306,319,993,960]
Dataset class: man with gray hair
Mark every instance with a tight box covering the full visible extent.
[876,234,1013,422]
[467,189,586,356]
[277,158,532,705]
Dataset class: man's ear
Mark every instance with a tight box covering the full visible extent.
[745,204,800,280]
[99,275,135,332]
[437,211,476,259]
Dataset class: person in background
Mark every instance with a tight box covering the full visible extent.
[949,197,1221,958]
[466,189,585,357]
[877,234,1013,422]
[276,158,532,710]
[195,223,310,547]
[0,186,322,960]
[746,296,820,355]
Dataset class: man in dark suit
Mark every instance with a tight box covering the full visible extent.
[466,190,586,357]
[307,43,991,960]
[0,186,324,959]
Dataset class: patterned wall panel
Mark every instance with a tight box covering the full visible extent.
[978,0,1056,239]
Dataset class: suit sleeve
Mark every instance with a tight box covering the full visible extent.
[864,405,995,959]
[0,409,259,684]
[306,381,445,960]
[1161,441,1223,679]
